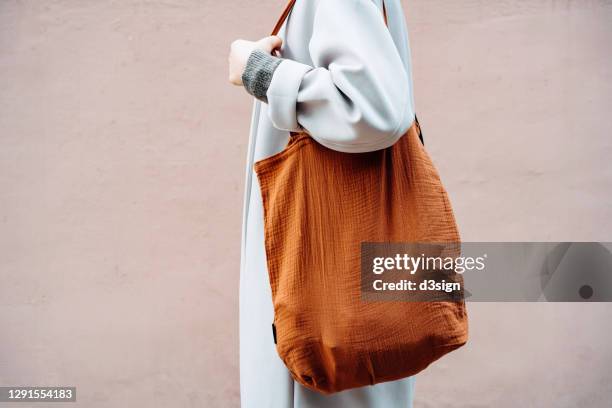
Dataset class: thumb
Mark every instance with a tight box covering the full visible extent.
[259,35,283,53]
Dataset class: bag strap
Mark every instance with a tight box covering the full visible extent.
[271,0,296,36]
[269,0,423,145]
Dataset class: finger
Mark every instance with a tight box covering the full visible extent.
[260,35,283,53]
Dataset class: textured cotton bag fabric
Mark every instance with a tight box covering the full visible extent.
[252,0,468,396]
[240,0,460,406]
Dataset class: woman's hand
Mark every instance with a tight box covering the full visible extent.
[228,36,283,86]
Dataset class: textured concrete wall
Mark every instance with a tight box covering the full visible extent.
[0,1,611,407]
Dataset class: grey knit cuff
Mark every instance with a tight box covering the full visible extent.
[242,49,283,103]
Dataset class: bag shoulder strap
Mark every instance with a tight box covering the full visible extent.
[271,0,296,36]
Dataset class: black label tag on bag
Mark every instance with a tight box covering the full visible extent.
[272,323,277,344]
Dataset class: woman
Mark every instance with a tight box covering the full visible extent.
[228,0,417,406]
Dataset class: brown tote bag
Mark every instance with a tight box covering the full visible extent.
[254,0,468,394]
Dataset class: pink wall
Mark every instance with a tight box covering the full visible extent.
[1,1,611,406]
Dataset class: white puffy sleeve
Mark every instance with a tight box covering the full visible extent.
[265,0,414,153]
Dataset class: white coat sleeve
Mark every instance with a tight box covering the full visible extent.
[265,0,414,153]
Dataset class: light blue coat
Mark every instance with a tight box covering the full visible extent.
[240,1,417,406]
